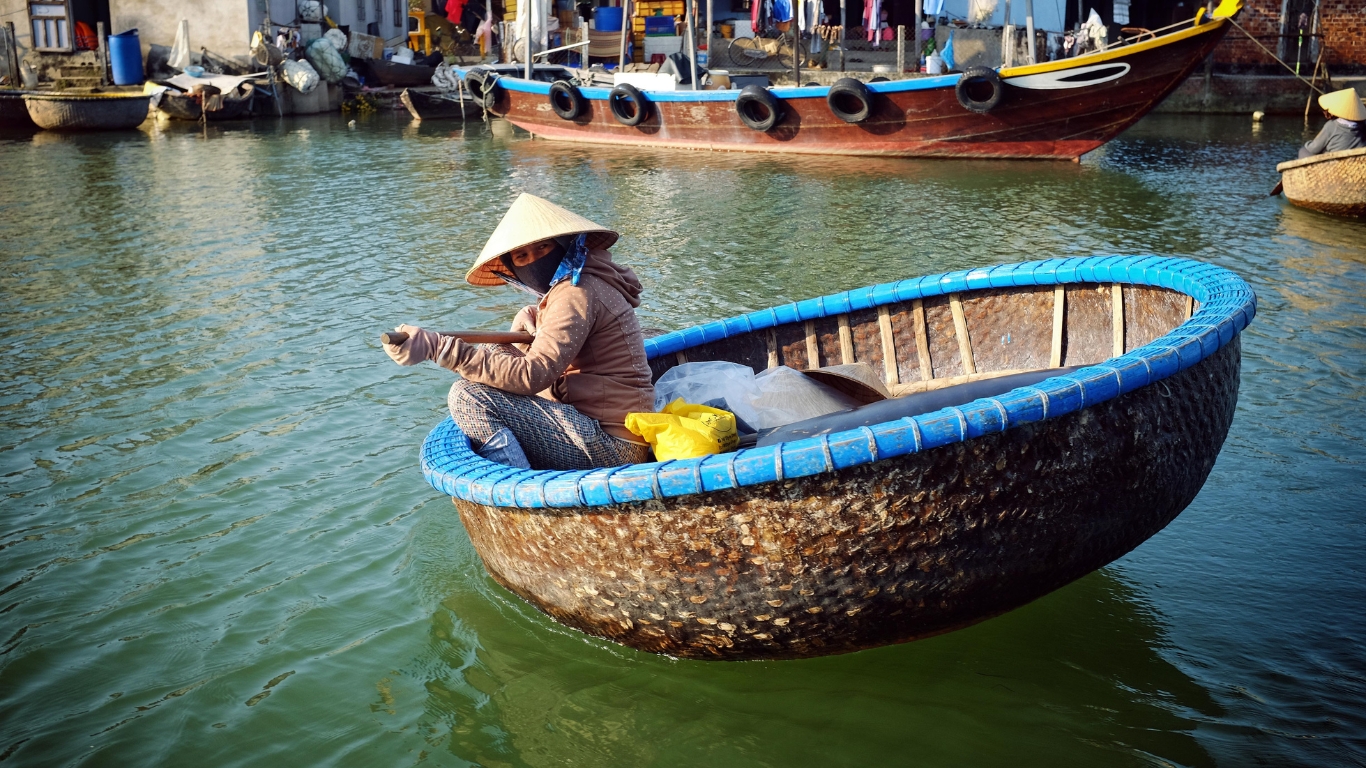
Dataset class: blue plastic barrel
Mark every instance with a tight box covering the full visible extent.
[595,6,624,31]
[108,29,144,85]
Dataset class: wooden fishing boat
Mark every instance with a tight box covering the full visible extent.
[457,0,1242,160]
[361,58,437,88]
[1275,147,1366,218]
[23,92,150,131]
[400,87,482,120]
[419,256,1255,660]
[156,82,257,122]
[0,90,38,129]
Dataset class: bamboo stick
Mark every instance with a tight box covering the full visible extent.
[1050,285,1065,367]
[912,299,932,381]
[1111,283,1125,358]
[877,306,899,386]
[837,315,854,364]
[949,293,975,375]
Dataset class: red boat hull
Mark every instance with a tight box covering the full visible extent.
[482,18,1231,160]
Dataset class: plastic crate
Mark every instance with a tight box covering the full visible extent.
[644,15,674,35]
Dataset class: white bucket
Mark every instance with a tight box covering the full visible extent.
[926,54,944,75]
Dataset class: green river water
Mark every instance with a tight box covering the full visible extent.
[0,113,1362,767]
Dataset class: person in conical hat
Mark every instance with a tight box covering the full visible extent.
[1298,87,1366,159]
[384,193,654,470]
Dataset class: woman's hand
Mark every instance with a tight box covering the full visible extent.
[383,324,442,365]
[510,305,539,335]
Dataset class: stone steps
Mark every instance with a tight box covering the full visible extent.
[58,65,103,78]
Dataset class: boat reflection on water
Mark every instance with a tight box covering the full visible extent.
[1278,200,1366,255]
[413,566,1220,766]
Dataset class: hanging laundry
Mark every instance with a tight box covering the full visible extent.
[773,0,794,24]
[446,0,467,25]
[864,0,882,45]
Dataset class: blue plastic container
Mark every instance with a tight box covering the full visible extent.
[644,15,674,34]
[595,6,624,31]
[108,29,144,85]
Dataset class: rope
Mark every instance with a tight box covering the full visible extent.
[1227,16,1325,95]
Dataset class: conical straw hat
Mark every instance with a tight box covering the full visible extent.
[1318,88,1366,121]
[465,193,619,287]
[801,363,892,404]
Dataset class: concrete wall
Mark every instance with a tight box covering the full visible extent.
[110,0,251,60]
[2,0,35,61]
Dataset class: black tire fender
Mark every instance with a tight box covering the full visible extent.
[549,80,585,120]
[955,66,1005,113]
[465,69,502,110]
[827,77,873,124]
[608,83,649,126]
[735,85,784,132]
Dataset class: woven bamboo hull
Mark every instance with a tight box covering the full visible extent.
[1276,147,1366,218]
[456,340,1238,659]
[0,91,38,129]
[23,93,150,131]
[422,258,1256,660]
[474,17,1230,160]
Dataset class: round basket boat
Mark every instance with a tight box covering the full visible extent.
[1275,146,1366,218]
[0,90,39,129]
[421,256,1256,660]
[23,92,150,131]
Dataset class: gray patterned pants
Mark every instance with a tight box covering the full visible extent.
[447,380,652,470]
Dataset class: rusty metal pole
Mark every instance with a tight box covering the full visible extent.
[688,0,699,88]
[96,22,108,86]
[618,0,630,71]
[896,24,904,73]
[525,0,533,80]
[839,0,846,70]
[704,0,713,74]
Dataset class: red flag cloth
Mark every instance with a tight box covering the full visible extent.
[446,0,467,24]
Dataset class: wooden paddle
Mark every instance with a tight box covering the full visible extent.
[1270,180,1284,197]
[381,330,535,346]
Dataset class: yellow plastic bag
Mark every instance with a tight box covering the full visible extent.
[625,398,738,461]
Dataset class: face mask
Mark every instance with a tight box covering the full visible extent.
[501,242,565,296]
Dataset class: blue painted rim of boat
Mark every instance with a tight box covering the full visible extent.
[421,256,1256,510]
[454,65,959,102]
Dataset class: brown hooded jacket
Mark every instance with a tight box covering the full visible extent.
[434,249,655,442]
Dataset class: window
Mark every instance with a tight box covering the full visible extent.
[29,0,72,52]
[394,0,403,28]
[375,0,383,26]
[1112,0,1129,25]
[357,0,366,21]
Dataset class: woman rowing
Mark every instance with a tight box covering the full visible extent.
[1298,87,1365,159]
[383,194,654,470]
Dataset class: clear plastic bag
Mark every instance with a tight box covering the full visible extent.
[749,366,861,429]
[653,362,763,431]
[168,20,190,70]
[653,362,860,432]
